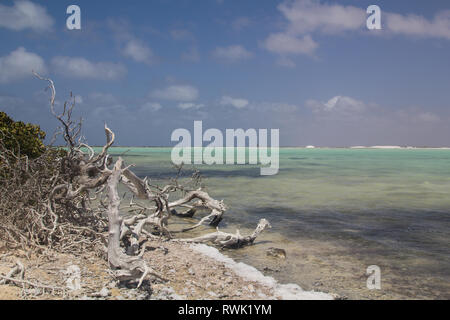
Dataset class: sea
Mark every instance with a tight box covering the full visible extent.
[105,147,450,299]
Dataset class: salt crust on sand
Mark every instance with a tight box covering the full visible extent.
[191,244,333,300]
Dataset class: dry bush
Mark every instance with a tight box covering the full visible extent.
[0,117,107,255]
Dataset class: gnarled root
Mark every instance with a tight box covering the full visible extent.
[168,190,227,231]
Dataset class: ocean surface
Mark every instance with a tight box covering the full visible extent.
[107,147,450,299]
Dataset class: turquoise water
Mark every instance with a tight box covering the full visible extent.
[107,147,450,299]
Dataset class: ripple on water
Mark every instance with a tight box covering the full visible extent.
[115,148,450,299]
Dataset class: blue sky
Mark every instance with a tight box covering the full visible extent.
[0,0,449,146]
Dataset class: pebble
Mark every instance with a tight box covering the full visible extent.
[257,291,267,298]
[99,287,110,297]
[64,265,81,291]
[152,287,183,300]
[207,291,218,297]
[266,247,287,259]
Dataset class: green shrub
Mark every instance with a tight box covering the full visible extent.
[0,111,46,158]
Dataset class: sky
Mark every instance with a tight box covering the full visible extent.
[0,0,449,147]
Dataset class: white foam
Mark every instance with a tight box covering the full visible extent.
[191,244,334,300]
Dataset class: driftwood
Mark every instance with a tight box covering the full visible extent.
[0,261,25,285]
[169,190,227,231]
[177,219,272,248]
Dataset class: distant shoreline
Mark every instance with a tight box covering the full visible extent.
[78,146,450,149]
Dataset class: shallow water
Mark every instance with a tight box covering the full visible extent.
[107,147,450,299]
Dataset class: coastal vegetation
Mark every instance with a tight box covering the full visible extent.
[0,75,271,296]
[0,111,46,159]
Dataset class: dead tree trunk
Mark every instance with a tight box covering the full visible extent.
[106,157,164,287]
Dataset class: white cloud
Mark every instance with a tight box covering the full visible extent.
[0,0,54,32]
[385,11,450,40]
[122,39,156,65]
[170,29,194,41]
[0,47,46,83]
[220,96,249,109]
[181,46,200,62]
[88,92,118,104]
[108,23,158,65]
[396,110,442,124]
[213,45,253,62]
[51,56,127,80]
[276,57,297,68]
[263,0,363,59]
[415,112,440,123]
[151,85,199,102]
[74,95,83,104]
[178,103,204,110]
[278,0,365,35]
[140,102,162,112]
[281,0,450,40]
[92,104,127,118]
[253,102,298,112]
[264,33,318,55]
[232,17,252,31]
[306,95,366,114]
[264,0,450,63]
